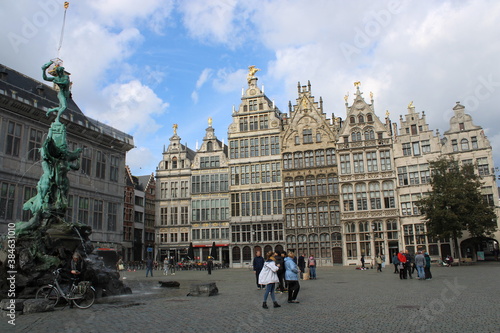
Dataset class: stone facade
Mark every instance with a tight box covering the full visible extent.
[153,73,499,266]
[0,64,134,251]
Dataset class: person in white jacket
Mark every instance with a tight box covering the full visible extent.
[258,251,281,309]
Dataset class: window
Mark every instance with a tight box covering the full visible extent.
[408,165,419,185]
[342,185,354,211]
[303,129,313,143]
[28,128,43,161]
[107,202,117,231]
[306,176,316,196]
[351,131,362,142]
[340,154,351,174]
[316,133,322,142]
[92,200,103,230]
[239,117,248,131]
[364,129,375,140]
[295,177,304,197]
[329,201,340,225]
[411,124,417,135]
[369,182,381,209]
[304,151,314,168]
[78,197,89,225]
[259,115,268,129]
[249,116,258,130]
[283,153,292,169]
[109,155,119,182]
[317,175,327,196]
[172,157,178,169]
[380,151,391,171]
[367,114,373,122]
[270,136,280,155]
[295,136,300,145]
[461,139,469,150]
[296,205,306,227]
[477,157,489,176]
[398,167,408,186]
[366,151,378,172]
[419,164,430,184]
[207,141,213,151]
[6,121,22,156]
[327,174,338,195]
[230,140,239,158]
[326,149,335,165]
[353,153,364,173]
[350,116,355,124]
[81,146,92,175]
[459,122,465,131]
[260,137,269,156]
[412,142,421,156]
[482,187,495,206]
[452,140,458,152]
[383,181,395,208]
[249,99,257,111]
[400,194,411,215]
[315,150,325,167]
[421,140,430,153]
[355,183,368,210]
[471,136,478,149]
[294,152,303,169]
[170,206,178,225]
[402,143,411,156]
[358,115,364,123]
[0,182,16,220]
[95,151,106,179]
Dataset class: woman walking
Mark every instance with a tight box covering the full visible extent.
[258,251,281,309]
[424,252,432,280]
[284,251,300,303]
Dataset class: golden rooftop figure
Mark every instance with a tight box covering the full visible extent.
[247,65,260,83]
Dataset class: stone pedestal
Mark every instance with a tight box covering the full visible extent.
[187,282,218,297]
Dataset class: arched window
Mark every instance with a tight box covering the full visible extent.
[263,245,273,256]
[350,116,355,124]
[358,115,364,123]
[305,176,316,196]
[307,203,317,226]
[461,138,469,150]
[172,157,178,169]
[369,182,381,209]
[367,114,373,122]
[242,246,252,261]
[285,204,295,227]
[383,181,395,208]
[351,131,362,141]
[332,232,342,242]
[207,141,213,152]
[294,152,303,168]
[284,177,294,198]
[283,153,292,169]
[317,175,327,195]
[304,151,314,168]
[364,129,375,140]
[295,177,305,197]
[296,204,306,227]
[355,183,368,210]
[318,202,328,226]
[329,201,340,225]
[232,246,241,262]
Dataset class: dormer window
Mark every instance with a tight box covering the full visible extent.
[350,116,355,124]
[367,114,373,122]
[172,157,178,169]
[358,115,364,123]
[207,141,213,152]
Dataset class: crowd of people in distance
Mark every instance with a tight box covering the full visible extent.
[117,257,228,277]
[392,250,433,280]
[253,250,317,309]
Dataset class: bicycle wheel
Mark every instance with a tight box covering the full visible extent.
[72,287,95,309]
[36,286,60,307]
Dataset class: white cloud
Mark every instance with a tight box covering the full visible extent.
[196,68,213,89]
[213,68,247,93]
[97,80,168,135]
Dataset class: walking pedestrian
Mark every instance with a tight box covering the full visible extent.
[397,250,407,279]
[285,251,300,303]
[258,251,281,309]
[253,251,265,290]
[415,251,426,279]
[375,254,383,272]
[163,257,169,275]
[145,258,153,277]
[424,252,432,280]
[361,255,366,269]
[392,253,400,274]
[308,255,317,279]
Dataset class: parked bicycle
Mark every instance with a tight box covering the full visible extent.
[36,268,95,309]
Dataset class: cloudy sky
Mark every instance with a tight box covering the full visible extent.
[1,0,500,177]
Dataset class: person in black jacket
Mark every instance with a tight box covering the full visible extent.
[275,250,285,293]
[253,251,265,289]
[297,253,306,280]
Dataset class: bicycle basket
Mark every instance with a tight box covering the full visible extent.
[77,281,91,294]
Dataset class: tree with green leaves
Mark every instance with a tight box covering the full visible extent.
[416,157,497,262]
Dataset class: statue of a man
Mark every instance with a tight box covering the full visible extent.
[42,60,70,123]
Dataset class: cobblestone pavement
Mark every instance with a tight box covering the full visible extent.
[3,262,500,333]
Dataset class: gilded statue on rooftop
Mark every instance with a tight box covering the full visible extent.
[247,65,260,83]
